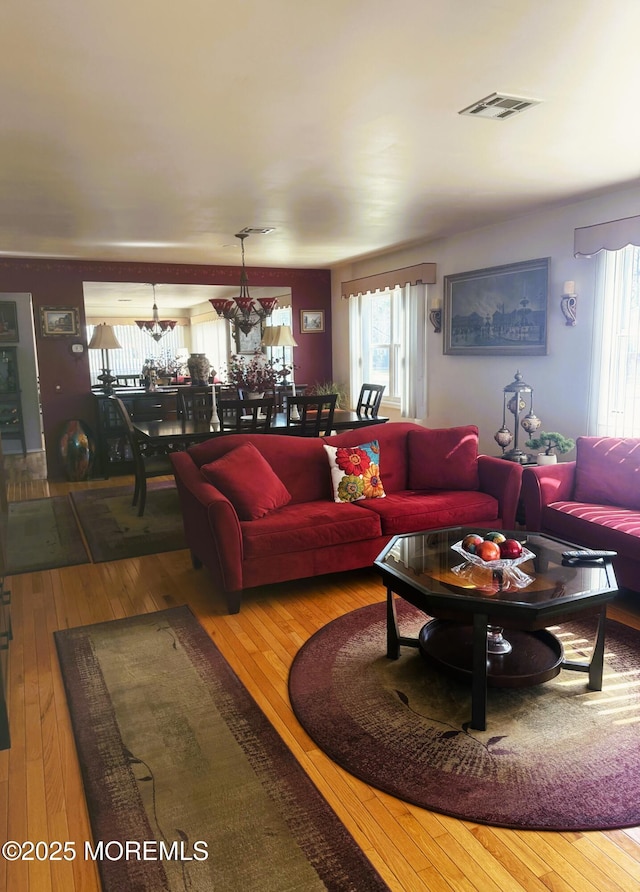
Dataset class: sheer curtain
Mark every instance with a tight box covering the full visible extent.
[190,317,228,379]
[589,245,640,436]
[400,283,427,419]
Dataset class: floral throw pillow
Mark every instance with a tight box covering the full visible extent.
[323,440,386,503]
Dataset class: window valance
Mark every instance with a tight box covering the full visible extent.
[341,262,436,299]
[574,215,640,257]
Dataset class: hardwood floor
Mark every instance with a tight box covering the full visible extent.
[2,453,640,891]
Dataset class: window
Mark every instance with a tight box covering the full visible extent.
[360,289,400,398]
[591,245,640,436]
[349,283,427,418]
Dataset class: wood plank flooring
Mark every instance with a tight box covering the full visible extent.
[1,452,640,891]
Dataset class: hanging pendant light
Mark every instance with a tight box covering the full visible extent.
[135,284,177,342]
[209,232,278,334]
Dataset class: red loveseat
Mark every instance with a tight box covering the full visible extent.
[170,422,523,613]
[521,436,640,594]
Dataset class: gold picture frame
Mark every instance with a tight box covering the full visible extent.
[40,306,80,337]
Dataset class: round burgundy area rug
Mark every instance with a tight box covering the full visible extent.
[288,600,640,830]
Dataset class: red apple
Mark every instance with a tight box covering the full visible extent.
[477,540,501,562]
[462,533,484,554]
[499,538,523,559]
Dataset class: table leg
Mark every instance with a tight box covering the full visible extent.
[588,604,607,691]
[386,587,400,660]
[471,613,489,731]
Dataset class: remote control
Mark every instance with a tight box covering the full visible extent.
[562,549,617,561]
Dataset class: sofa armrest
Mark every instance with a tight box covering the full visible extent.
[477,455,523,531]
[521,461,577,531]
[170,451,244,593]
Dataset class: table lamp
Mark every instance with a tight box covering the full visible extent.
[88,323,122,394]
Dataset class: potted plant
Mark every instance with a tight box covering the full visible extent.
[524,431,576,465]
[307,380,348,409]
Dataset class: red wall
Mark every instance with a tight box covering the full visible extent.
[0,257,332,480]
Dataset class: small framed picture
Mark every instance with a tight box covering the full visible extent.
[40,306,80,337]
[0,301,19,342]
[300,310,325,333]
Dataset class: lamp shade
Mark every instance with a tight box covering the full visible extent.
[261,327,278,347]
[88,323,122,350]
[266,325,298,348]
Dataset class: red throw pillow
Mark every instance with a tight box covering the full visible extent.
[408,426,480,491]
[574,436,640,510]
[200,442,292,520]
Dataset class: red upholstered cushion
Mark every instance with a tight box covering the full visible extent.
[574,437,640,510]
[200,442,291,520]
[408,426,480,491]
[356,490,499,535]
[240,500,382,560]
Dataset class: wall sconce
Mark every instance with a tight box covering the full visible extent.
[560,281,577,326]
[429,298,442,333]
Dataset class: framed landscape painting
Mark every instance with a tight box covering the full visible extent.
[40,306,80,337]
[443,257,549,355]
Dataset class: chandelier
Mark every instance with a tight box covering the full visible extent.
[135,285,177,342]
[209,232,278,334]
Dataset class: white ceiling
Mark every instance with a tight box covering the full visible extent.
[3,0,640,291]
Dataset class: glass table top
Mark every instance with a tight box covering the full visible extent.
[374,526,618,612]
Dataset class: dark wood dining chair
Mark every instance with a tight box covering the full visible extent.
[356,383,385,417]
[107,396,174,516]
[285,393,337,436]
[217,397,275,433]
[177,386,213,422]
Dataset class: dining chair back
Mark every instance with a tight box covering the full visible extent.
[285,393,337,436]
[177,386,213,422]
[115,374,142,387]
[356,383,385,417]
[107,396,174,516]
[217,397,275,433]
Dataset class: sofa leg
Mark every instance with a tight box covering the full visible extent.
[225,591,242,614]
[190,551,202,569]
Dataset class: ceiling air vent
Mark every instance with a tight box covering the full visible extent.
[459,93,541,120]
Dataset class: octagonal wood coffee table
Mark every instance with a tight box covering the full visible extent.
[374,526,619,730]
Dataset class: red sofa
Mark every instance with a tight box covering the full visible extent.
[521,436,640,594]
[170,422,523,613]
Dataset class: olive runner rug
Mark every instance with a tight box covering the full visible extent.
[70,482,187,563]
[6,497,89,573]
[289,600,640,831]
[54,606,388,892]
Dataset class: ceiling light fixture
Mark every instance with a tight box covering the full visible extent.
[209,232,278,334]
[135,285,178,342]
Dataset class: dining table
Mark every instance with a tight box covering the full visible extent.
[133,409,389,449]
